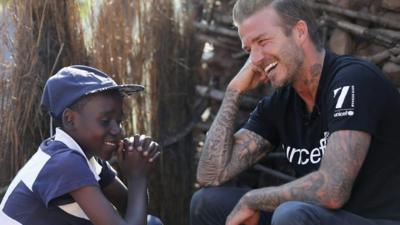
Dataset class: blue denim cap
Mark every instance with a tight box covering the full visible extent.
[41,65,144,119]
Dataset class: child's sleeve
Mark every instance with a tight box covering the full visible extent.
[97,159,117,188]
[32,150,99,207]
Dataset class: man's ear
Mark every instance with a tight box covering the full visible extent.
[294,20,308,44]
[61,108,75,130]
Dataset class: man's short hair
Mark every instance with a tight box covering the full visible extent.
[232,0,323,51]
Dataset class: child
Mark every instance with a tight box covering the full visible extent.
[0,65,162,225]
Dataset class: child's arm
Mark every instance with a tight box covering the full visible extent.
[71,136,160,225]
[102,177,128,214]
[102,135,160,214]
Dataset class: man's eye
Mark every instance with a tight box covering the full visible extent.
[258,39,268,46]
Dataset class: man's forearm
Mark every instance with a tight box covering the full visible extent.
[196,89,242,186]
[238,130,370,212]
[241,171,328,212]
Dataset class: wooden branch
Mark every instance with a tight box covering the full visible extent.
[160,87,213,148]
[311,3,400,30]
[363,46,400,64]
[322,16,397,48]
[253,164,295,182]
[205,0,217,24]
[193,21,238,39]
[213,14,234,26]
[196,85,258,109]
[196,33,241,50]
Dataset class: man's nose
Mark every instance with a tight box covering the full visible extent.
[250,48,263,66]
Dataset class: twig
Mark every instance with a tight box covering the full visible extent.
[36,0,49,47]
[311,3,400,30]
[50,43,64,76]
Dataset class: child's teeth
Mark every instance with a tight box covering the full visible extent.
[105,142,115,146]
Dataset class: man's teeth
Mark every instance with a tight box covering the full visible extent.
[264,62,278,73]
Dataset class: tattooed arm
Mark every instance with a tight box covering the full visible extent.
[226,130,371,224]
[196,89,274,186]
[196,58,276,187]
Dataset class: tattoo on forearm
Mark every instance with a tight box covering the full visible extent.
[222,131,269,181]
[196,90,271,186]
[242,130,370,212]
[197,89,242,185]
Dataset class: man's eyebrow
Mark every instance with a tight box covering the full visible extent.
[242,33,269,52]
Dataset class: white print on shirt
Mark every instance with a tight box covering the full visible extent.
[333,85,355,118]
[283,132,330,165]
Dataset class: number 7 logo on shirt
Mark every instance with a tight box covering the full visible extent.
[333,86,350,109]
[332,85,355,118]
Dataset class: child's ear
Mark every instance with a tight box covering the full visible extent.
[62,108,75,130]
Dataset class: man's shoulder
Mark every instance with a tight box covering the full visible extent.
[326,51,383,79]
[323,51,395,92]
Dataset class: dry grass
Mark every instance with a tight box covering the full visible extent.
[0,0,88,186]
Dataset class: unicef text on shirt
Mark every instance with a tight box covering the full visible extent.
[283,133,328,165]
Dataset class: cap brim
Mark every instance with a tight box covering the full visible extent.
[85,84,145,96]
[116,84,145,95]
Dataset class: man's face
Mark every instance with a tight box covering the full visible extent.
[69,92,124,160]
[238,6,304,88]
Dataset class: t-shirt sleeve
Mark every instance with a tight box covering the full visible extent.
[33,150,99,207]
[243,97,280,145]
[326,63,386,135]
[97,159,117,188]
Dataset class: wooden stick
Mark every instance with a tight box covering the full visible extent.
[363,46,400,64]
[193,21,238,39]
[196,85,258,109]
[311,3,400,30]
[323,16,397,48]
[196,33,240,50]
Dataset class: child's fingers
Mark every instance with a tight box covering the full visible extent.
[116,140,124,161]
[138,135,150,152]
[141,137,153,156]
[144,141,159,158]
[148,151,161,163]
[133,134,141,150]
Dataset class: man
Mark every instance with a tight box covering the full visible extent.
[190,0,400,225]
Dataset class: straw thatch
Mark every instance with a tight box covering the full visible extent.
[0,0,88,189]
[91,0,202,224]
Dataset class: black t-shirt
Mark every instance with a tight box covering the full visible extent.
[244,50,400,220]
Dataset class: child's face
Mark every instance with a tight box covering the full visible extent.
[69,92,124,160]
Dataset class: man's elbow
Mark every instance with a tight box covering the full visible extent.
[196,172,222,187]
[320,188,351,209]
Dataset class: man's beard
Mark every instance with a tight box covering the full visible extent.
[273,42,304,89]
